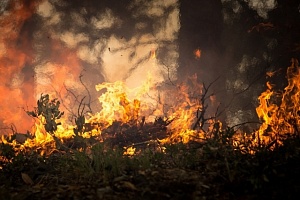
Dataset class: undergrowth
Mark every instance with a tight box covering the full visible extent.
[1,94,300,199]
[1,129,300,198]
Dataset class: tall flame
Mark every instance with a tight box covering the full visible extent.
[256,59,300,143]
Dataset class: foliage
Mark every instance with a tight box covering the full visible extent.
[26,94,64,134]
[73,97,87,137]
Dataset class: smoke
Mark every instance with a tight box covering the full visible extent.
[244,0,277,19]
[0,0,9,14]
[221,0,278,127]
[221,0,277,23]
[0,0,180,133]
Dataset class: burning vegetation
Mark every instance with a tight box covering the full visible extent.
[1,0,300,199]
[1,59,300,199]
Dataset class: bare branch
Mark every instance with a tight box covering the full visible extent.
[161,62,176,86]
[79,70,93,113]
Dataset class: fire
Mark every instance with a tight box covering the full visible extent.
[158,74,215,144]
[12,58,298,154]
[2,54,300,156]
[194,48,201,59]
[23,117,55,150]
[123,146,136,156]
[256,58,300,143]
[88,73,213,145]
[0,1,83,134]
[1,0,299,156]
[88,76,152,128]
[150,48,156,59]
[0,70,218,153]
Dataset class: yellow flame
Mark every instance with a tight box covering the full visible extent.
[88,76,152,128]
[4,59,299,155]
[150,49,156,59]
[256,59,300,143]
[123,146,136,156]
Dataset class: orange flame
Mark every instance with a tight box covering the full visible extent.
[123,146,136,156]
[150,49,156,59]
[194,48,201,59]
[256,59,300,143]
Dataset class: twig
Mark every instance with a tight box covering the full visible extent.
[0,123,18,134]
[79,70,93,113]
[125,139,160,148]
[230,121,262,130]
[192,76,221,130]
[161,62,176,86]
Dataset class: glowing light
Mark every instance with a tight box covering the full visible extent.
[194,48,201,59]
[150,49,156,59]
[123,146,136,156]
